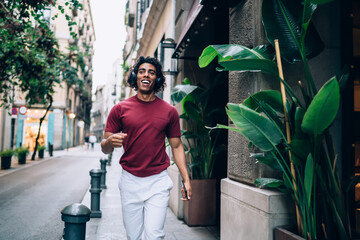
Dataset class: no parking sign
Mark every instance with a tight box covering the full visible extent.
[11,107,18,115]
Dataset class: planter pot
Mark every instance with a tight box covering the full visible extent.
[38,149,44,159]
[1,156,12,169]
[183,179,217,226]
[18,153,27,164]
[275,226,305,240]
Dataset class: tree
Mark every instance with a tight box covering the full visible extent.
[0,0,86,158]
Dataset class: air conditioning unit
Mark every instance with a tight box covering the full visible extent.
[125,12,135,27]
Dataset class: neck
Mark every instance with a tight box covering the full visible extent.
[137,92,156,102]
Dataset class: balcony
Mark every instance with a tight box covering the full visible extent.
[76,106,85,118]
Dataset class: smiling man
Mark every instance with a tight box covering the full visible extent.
[101,56,191,240]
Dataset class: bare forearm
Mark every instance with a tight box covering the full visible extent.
[172,145,190,183]
[168,137,192,199]
[101,138,114,154]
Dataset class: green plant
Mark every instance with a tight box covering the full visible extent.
[198,0,351,239]
[15,146,29,156]
[0,149,14,157]
[171,77,225,179]
[37,145,46,151]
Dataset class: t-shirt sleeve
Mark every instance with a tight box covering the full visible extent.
[105,104,122,133]
[166,107,181,138]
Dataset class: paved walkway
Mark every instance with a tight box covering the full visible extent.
[0,144,220,239]
[83,145,220,240]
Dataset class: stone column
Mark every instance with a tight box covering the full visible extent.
[228,0,279,185]
[222,1,295,239]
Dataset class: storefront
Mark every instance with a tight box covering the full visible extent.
[16,108,55,151]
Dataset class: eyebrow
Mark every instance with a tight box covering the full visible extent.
[138,68,156,73]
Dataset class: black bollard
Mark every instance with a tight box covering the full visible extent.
[107,153,112,166]
[100,159,108,189]
[48,142,53,157]
[61,203,91,240]
[89,169,102,218]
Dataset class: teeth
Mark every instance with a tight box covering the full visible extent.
[141,80,150,84]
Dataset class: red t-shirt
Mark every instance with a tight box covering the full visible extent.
[104,95,181,177]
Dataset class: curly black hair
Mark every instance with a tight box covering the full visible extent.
[127,56,166,93]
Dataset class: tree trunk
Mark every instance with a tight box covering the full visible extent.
[31,95,53,160]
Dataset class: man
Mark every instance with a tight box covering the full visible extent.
[101,56,191,240]
[89,133,97,149]
[84,134,89,149]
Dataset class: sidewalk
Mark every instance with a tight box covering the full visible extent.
[82,146,220,240]
[0,144,220,239]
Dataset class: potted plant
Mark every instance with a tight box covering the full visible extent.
[15,146,29,164]
[37,145,46,159]
[198,0,353,239]
[0,149,14,169]
[171,77,226,226]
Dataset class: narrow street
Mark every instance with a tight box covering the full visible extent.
[0,145,105,240]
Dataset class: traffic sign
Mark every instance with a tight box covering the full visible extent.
[19,106,27,115]
[11,107,18,115]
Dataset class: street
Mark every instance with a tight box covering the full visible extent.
[0,145,105,240]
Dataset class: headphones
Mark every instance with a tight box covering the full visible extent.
[129,71,162,89]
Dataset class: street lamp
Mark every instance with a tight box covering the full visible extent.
[160,38,177,75]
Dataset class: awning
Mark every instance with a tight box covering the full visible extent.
[172,0,205,59]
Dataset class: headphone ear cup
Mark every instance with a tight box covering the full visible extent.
[155,77,161,88]
[129,72,137,85]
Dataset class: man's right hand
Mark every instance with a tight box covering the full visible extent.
[101,132,127,154]
[107,132,127,148]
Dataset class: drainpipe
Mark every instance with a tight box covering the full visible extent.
[167,0,176,160]
[171,0,176,89]
[170,0,177,102]
[171,0,175,40]
[1,105,6,151]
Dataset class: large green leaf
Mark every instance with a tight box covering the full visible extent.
[198,44,275,68]
[218,59,279,77]
[290,138,311,164]
[183,101,207,134]
[220,103,283,151]
[261,0,324,63]
[171,84,199,104]
[243,90,284,113]
[293,107,306,139]
[304,153,314,207]
[310,0,334,4]
[302,1,317,34]
[301,77,340,135]
[251,152,281,170]
[255,177,284,188]
[243,92,285,136]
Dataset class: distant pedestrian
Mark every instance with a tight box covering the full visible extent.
[84,134,89,149]
[89,134,96,149]
[101,56,191,240]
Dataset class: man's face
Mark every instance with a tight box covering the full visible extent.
[136,63,157,94]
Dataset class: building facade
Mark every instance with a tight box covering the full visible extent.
[123,0,360,239]
[90,57,126,143]
[2,0,95,152]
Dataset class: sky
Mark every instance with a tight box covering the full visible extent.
[89,0,127,93]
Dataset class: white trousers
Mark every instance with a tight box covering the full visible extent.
[118,169,173,240]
